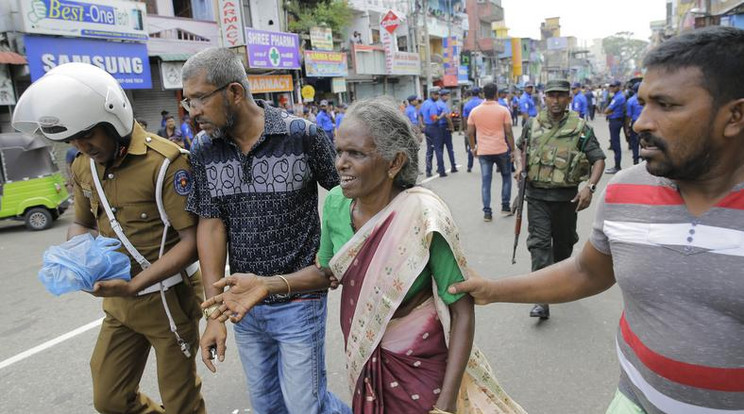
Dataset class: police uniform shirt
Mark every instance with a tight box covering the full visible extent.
[405,104,419,125]
[420,98,441,126]
[71,123,196,276]
[607,91,627,119]
[517,111,606,202]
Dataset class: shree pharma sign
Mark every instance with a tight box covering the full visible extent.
[20,0,148,42]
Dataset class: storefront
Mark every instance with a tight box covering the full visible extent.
[244,28,301,106]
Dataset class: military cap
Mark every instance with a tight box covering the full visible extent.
[545,79,571,93]
[609,80,622,87]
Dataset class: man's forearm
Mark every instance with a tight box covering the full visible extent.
[129,226,198,293]
[67,221,97,240]
[482,242,615,304]
[197,218,228,299]
[588,159,605,185]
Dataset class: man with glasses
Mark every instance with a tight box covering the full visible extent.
[181,48,348,414]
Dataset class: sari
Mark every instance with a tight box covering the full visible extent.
[328,187,526,414]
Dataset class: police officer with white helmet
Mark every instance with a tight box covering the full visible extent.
[12,63,206,414]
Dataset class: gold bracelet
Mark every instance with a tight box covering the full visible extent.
[202,304,220,319]
[277,275,291,295]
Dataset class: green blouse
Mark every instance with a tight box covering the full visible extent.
[318,186,465,305]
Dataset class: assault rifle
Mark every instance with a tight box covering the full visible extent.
[512,135,529,264]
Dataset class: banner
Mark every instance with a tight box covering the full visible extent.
[310,26,333,51]
[245,28,300,69]
[304,51,348,77]
[218,0,246,47]
[442,36,460,87]
[20,0,148,41]
[24,35,151,89]
[247,74,293,93]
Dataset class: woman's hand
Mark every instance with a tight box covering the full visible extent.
[201,273,269,323]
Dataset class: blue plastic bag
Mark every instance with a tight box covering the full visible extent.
[38,233,132,296]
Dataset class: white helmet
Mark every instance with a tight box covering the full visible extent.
[12,63,133,141]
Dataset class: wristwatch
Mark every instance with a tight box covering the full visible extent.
[588,183,597,193]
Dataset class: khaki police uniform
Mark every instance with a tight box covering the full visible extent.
[70,123,205,414]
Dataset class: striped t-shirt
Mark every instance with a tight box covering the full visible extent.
[590,164,744,413]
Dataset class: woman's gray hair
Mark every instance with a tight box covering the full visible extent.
[182,47,251,96]
[344,96,420,188]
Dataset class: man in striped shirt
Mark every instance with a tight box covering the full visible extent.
[449,26,744,413]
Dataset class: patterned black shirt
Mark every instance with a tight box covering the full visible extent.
[187,100,339,281]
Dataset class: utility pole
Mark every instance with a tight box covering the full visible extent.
[422,0,432,93]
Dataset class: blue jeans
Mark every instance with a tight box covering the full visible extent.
[609,118,624,168]
[424,124,443,175]
[479,153,512,214]
[464,136,474,171]
[233,297,350,414]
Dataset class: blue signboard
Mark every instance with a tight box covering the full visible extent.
[24,35,151,89]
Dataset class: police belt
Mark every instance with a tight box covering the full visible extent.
[137,262,199,296]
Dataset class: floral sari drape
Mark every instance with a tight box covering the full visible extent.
[329,187,526,413]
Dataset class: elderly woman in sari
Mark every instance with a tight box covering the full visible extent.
[204,97,525,414]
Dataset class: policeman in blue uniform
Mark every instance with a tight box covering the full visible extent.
[603,80,626,174]
[420,87,445,177]
[519,83,538,127]
[571,82,588,119]
[437,89,457,175]
[462,87,483,172]
[315,99,335,142]
[625,83,643,165]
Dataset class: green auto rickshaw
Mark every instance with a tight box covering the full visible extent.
[0,132,70,230]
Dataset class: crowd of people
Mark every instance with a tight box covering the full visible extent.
[9,26,744,414]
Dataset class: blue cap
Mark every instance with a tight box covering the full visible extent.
[572,82,582,89]
[609,80,622,87]
[471,87,481,94]
[407,95,418,102]
[440,89,451,95]
[525,82,534,88]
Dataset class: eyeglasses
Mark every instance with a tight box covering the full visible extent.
[181,82,233,112]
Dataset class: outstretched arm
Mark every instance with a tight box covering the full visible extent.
[203,265,333,323]
[449,241,616,305]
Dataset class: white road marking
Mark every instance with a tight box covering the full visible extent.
[0,317,103,370]
[420,165,461,184]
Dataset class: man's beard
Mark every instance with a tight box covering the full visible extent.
[639,131,716,180]
[206,111,235,140]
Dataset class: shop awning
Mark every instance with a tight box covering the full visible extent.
[157,53,192,62]
[0,51,27,65]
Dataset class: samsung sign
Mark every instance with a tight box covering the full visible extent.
[24,35,152,89]
[21,0,148,41]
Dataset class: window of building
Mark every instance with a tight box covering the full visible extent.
[172,0,214,20]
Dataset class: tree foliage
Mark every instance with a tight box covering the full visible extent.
[602,32,649,78]
[286,0,354,37]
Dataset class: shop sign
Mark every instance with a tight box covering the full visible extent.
[389,51,419,75]
[304,51,348,77]
[247,74,293,93]
[310,26,333,51]
[20,0,148,42]
[218,0,246,47]
[380,10,400,34]
[301,85,315,102]
[24,35,151,89]
[0,66,16,105]
[161,61,184,90]
[245,28,300,69]
[331,77,346,93]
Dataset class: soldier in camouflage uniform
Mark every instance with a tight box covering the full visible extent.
[515,79,606,320]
